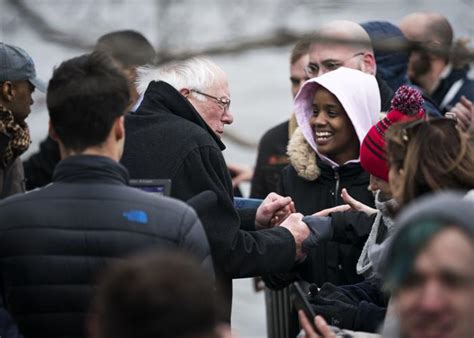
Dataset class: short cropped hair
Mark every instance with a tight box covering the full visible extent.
[47,52,130,152]
[290,38,311,65]
[136,56,226,98]
[93,252,221,338]
[95,30,157,67]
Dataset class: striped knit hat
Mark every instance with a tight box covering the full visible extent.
[360,85,425,181]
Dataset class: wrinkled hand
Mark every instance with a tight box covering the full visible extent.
[227,163,254,188]
[270,200,296,226]
[255,192,295,229]
[279,213,310,261]
[446,96,473,133]
[298,312,336,338]
[341,188,377,215]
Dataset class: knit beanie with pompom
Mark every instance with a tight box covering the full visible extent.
[360,85,425,181]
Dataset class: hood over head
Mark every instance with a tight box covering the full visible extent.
[294,67,380,167]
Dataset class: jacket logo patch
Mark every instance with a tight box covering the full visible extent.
[123,210,148,224]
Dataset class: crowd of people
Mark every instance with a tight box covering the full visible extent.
[0,10,473,338]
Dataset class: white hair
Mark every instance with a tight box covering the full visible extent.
[136,56,227,101]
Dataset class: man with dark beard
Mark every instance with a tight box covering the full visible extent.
[399,12,474,113]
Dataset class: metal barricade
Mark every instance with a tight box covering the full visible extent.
[265,287,299,338]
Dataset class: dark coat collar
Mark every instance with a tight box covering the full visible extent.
[134,81,226,150]
[317,156,365,179]
[53,155,129,185]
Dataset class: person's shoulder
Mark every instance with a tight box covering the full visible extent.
[126,110,218,152]
[140,192,190,211]
[0,185,47,214]
[280,163,298,179]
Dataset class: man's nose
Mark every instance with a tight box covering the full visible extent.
[223,109,233,125]
[319,68,329,76]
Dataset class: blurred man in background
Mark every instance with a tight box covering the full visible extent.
[0,42,46,198]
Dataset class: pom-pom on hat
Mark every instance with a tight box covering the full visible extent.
[360,85,425,181]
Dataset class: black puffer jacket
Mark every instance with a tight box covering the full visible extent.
[0,155,211,338]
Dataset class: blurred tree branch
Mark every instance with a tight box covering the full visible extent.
[7,0,94,50]
[9,0,474,65]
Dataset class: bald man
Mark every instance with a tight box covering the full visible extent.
[305,20,393,111]
[399,12,474,113]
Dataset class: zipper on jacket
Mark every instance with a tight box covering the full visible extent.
[334,168,340,205]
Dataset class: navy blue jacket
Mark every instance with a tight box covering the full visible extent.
[0,155,211,338]
[431,65,474,113]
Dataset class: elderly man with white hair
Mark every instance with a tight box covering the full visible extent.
[121,57,312,320]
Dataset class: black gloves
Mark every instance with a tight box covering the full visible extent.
[308,294,357,329]
[308,282,387,332]
[302,215,333,253]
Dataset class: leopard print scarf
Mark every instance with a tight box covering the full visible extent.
[0,105,31,167]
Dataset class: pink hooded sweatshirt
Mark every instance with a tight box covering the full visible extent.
[294,67,381,168]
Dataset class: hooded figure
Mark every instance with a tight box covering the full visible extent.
[265,67,380,290]
[291,67,380,179]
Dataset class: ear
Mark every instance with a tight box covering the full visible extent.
[114,115,125,141]
[48,120,60,142]
[1,81,15,102]
[179,88,190,98]
[361,53,377,75]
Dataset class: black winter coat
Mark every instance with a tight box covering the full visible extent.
[0,155,211,338]
[266,159,375,289]
[121,81,296,315]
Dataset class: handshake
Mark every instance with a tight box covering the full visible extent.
[254,193,336,261]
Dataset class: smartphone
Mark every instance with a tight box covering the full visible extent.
[289,281,321,335]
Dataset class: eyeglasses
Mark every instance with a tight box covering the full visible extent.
[304,52,365,78]
[190,89,231,113]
